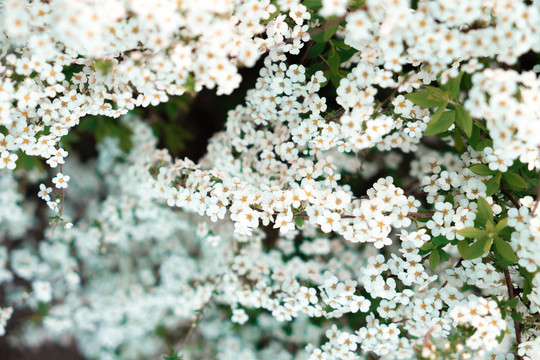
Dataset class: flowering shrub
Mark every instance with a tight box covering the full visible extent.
[1,0,540,359]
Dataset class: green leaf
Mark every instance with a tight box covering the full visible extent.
[432,235,449,247]
[485,172,502,196]
[469,125,481,150]
[294,216,304,228]
[424,107,454,136]
[457,227,487,239]
[306,61,323,77]
[328,47,340,74]
[429,250,440,269]
[404,91,445,108]
[453,129,464,153]
[303,0,322,10]
[307,42,326,59]
[94,59,114,75]
[478,138,493,150]
[458,238,488,260]
[523,271,533,303]
[442,72,463,101]
[325,69,345,88]
[420,242,435,251]
[485,219,495,233]
[438,248,450,261]
[455,105,473,138]
[493,237,518,264]
[312,20,340,42]
[496,331,506,344]
[469,238,489,259]
[333,39,351,50]
[476,197,493,224]
[502,172,527,190]
[16,151,44,172]
[425,86,449,102]
[508,297,519,309]
[457,240,470,259]
[469,164,496,176]
[349,0,366,10]
[483,237,493,253]
[494,217,508,232]
[510,311,523,323]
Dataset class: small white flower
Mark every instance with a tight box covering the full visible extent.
[52,173,70,189]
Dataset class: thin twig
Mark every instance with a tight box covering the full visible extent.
[176,273,225,355]
[51,162,65,235]
[299,40,314,65]
[440,258,463,288]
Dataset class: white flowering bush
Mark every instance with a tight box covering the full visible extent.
[1,0,540,359]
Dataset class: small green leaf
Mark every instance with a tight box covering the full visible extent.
[404,91,445,108]
[523,271,533,303]
[294,217,304,228]
[496,331,506,343]
[453,130,464,154]
[420,242,435,251]
[485,172,502,196]
[455,104,473,137]
[457,227,487,239]
[502,172,527,190]
[500,307,507,319]
[469,164,496,176]
[510,311,523,323]
[424,106,453,136]
[508,297,519,309]
[493,237,518,264]
[485,220,495,233]
[438,248,449,261]
[307,42,326,59]
[303,0,322,10]
[469,125,481,150]
[432,235,449,247]
[494,217,508,232]
[429,250,440,269]
[94,59,114,75]
[476,197,493,224]
[469,238,489,259]
[457,240,470,259]
[458,238,489,260]
[312,21,340,42]
[442,72,463,101]
[328,47,340,74]
[425,86,448,102]
[483,237,493,253]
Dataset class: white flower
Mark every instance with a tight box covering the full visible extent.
[0,151,17,170]
[38,184,53,201]
[52,173,70,189]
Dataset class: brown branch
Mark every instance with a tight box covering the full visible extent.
[504,268,522,358]
[299,40,314,65]
[408,212,434,218]
[501,186,521,209]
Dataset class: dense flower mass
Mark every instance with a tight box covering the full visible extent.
[1,1,540,360]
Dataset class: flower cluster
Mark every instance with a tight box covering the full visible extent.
[1,1,540,360]
[450,296,506,351]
